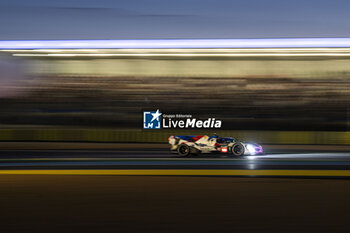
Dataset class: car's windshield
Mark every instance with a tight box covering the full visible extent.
[217,137,235,143]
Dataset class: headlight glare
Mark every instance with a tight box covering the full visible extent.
[246,144,256,155]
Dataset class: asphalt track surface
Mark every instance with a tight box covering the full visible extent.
[1,175,350,233]
[1,145,350,232]
[1,146,350,160]
[0,145,350,177]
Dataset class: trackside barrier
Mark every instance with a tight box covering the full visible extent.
[0,129,350,144]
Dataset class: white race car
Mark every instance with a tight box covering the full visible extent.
[168,134,263,157]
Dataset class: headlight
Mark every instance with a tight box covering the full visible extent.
[246,144,256,155]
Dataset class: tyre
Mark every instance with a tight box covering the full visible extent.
[231,143,245,156]
[177,144,191,157]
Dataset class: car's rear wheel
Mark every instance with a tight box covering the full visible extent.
[231,143,245,156]
[177,144,191,157]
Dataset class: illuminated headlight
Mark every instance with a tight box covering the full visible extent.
[246,144,256,155]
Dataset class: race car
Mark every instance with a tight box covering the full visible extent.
[168,134,263,157]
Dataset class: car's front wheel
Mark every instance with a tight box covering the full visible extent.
[231,143,245,156]
[177,144,191,157]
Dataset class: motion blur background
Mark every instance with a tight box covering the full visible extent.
[1,0,350,144]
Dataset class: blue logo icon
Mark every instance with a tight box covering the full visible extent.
[143,109,162,129]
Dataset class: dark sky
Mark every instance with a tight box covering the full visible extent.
[0,0,350,39]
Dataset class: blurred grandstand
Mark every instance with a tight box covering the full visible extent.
[0,38,350,134]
